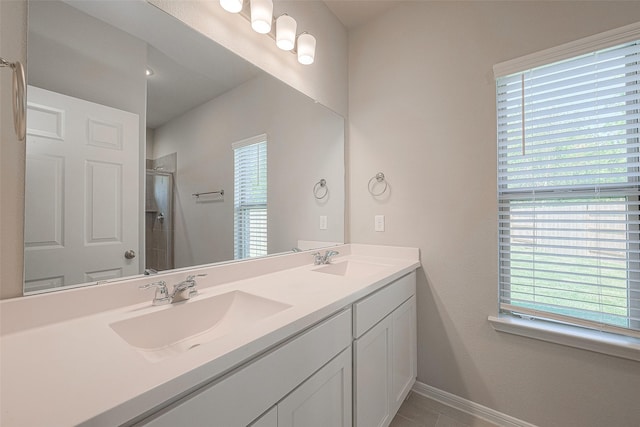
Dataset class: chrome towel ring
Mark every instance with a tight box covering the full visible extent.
[314,178,328,199]
[0,57,26,142]
[368,172,388,196]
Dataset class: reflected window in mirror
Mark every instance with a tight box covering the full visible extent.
[233,135,268,260]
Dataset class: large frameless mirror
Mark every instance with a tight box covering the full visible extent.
[23,0,344,294]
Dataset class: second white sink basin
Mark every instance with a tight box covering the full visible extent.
[313,260,391,278]
[110,291,291,362]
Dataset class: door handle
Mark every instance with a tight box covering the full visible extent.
[124,250,136,259]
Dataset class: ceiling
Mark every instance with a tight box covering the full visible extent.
[69,0,260,129]
[323,0,399,29]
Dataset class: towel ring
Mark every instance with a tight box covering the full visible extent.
[314,178,328,199]
[368,172,388,196]
[0,57,26,142]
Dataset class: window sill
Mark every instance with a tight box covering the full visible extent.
[488,315,640,362]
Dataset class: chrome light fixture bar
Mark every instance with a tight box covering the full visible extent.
[218,0,316,65]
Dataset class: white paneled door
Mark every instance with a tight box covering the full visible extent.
[24,86,140,291]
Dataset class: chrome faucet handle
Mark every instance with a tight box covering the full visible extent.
[324,250,339,264]
[185,274,206,298]
[311,252,323,265]
[185,273,207,283]
[139,280,169,306]
[325,249,339,257]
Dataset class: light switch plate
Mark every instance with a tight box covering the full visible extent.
[375,215,385,232]
[320,215,328,230]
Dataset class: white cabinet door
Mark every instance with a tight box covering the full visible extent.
[278,347,352,427]
[391,296,417,414]
[354,288,417,427]
[249,406,277,427]
[354,315,393,427]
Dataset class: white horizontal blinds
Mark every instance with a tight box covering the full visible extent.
[234,137,267,260]
[497,39,640,337]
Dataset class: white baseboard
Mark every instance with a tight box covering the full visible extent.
[411,381,538,427]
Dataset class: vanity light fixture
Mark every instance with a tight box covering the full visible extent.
[297,33,316,65]
[218,0,316,65]
[276,14,296,51]
[220,0,243,13]
[250,0,273,34]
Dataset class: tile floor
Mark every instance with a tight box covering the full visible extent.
[390,392,501,427]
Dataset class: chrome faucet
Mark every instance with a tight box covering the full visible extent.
[139,280,170,306]
[312,250,340,265]
[140,274,207,305]
[170,274,207,303]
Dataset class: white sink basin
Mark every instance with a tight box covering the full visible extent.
[110,291,291,362]
[313,260,391,278]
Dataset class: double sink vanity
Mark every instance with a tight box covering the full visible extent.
[0,244,420,426]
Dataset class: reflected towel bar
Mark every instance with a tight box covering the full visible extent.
[192,190,224,198]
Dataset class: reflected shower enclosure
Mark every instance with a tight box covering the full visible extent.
[145,169,174,271]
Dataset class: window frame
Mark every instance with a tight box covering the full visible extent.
[493,22,640,347]
[233,134,268,260]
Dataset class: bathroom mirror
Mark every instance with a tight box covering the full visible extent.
[23,0,344,294]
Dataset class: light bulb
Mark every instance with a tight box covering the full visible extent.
[276,15,297,51]
[297,33,316,65]
[250,0,273,34]
[220,0,243,13]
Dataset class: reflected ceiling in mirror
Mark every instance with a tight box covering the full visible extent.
[23,0,344,295]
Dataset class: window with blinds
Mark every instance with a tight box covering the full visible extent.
[233,135,267,260]
[496,39,640,338]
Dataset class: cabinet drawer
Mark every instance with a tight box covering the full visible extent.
[353,272,415,338]
[138,308,352,427]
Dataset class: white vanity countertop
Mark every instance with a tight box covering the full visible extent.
[0,244,420,427]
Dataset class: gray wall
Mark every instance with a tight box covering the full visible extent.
[152,73,344,267]
[348,2,640,426]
